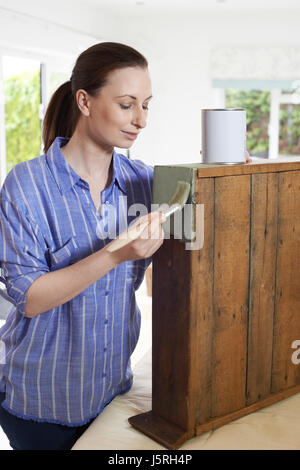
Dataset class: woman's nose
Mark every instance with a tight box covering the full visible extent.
[132,107,147,129]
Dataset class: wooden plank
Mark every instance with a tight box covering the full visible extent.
[246,173,278,405]
[128,411,193,450]
[272,171,300,392]
[196,384,300,438]
[189,178,214,425]
[197,160,300,179]
[211,175,250,417]
[152,237,193,430]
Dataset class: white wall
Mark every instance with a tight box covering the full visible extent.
[0,0,107,71]
[98,9,300,165]
[1,1,300,166]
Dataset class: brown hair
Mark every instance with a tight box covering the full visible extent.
[42,42,148,152]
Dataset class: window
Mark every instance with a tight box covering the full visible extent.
[213,80,300,159]
[279,90,300,156]
[3,56,41,173]
[0,55,70,185]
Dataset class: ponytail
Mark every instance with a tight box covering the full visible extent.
[42,81,79,153]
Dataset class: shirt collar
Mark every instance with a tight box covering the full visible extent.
[45,136,127,195]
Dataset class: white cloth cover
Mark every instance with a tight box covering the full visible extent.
[72,348,300,450]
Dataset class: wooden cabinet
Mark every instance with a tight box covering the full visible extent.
[129,160,300,449]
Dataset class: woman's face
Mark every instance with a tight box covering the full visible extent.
[78,66,152,150]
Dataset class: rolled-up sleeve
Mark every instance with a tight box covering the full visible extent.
[0,192,49,316]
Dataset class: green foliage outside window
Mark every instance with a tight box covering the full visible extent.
[226,89,300,156]
[226,89,270,155]
[279,100,300,155]
[5,70,41,174]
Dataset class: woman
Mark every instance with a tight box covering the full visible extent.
[0,42,165,450]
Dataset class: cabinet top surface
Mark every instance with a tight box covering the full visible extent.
[155,157,300,178]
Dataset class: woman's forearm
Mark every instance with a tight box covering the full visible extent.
[25,246,119,318]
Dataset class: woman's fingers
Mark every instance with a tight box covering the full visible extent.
[108,211,166,262]
[141,225,165,258]
[139,211,165,240]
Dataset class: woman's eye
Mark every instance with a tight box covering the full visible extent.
[119,104,149,110]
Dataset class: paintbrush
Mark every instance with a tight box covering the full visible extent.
[107,180,191,253]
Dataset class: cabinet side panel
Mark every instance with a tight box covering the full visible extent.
[272,170,300,392]
[152,238,192,430]
[211,175,250,417]
[246,172,278,405]
[190,178,215,425]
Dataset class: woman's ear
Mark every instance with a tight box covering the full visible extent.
[76,89,90,117]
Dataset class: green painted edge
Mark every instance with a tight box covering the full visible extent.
[152,165,196,242]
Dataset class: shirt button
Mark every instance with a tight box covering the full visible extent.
[102,373,106,378]
[104,319,108,324]
[105,291,109,296]
[103,347,107,352]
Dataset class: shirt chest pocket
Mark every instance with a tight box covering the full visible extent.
[48,237,79,271]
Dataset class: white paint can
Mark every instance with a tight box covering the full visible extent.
[201,108,246,165]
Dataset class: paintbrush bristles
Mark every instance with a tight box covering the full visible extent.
[163,181,191,210]
[157,181,190,218]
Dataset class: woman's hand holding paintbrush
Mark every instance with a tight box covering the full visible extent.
[106,211,166,263]
[106,180,191,261]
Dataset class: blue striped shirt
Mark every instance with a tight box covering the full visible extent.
[0,136,153,426]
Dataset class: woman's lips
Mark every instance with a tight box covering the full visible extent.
[121,131,138,140]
